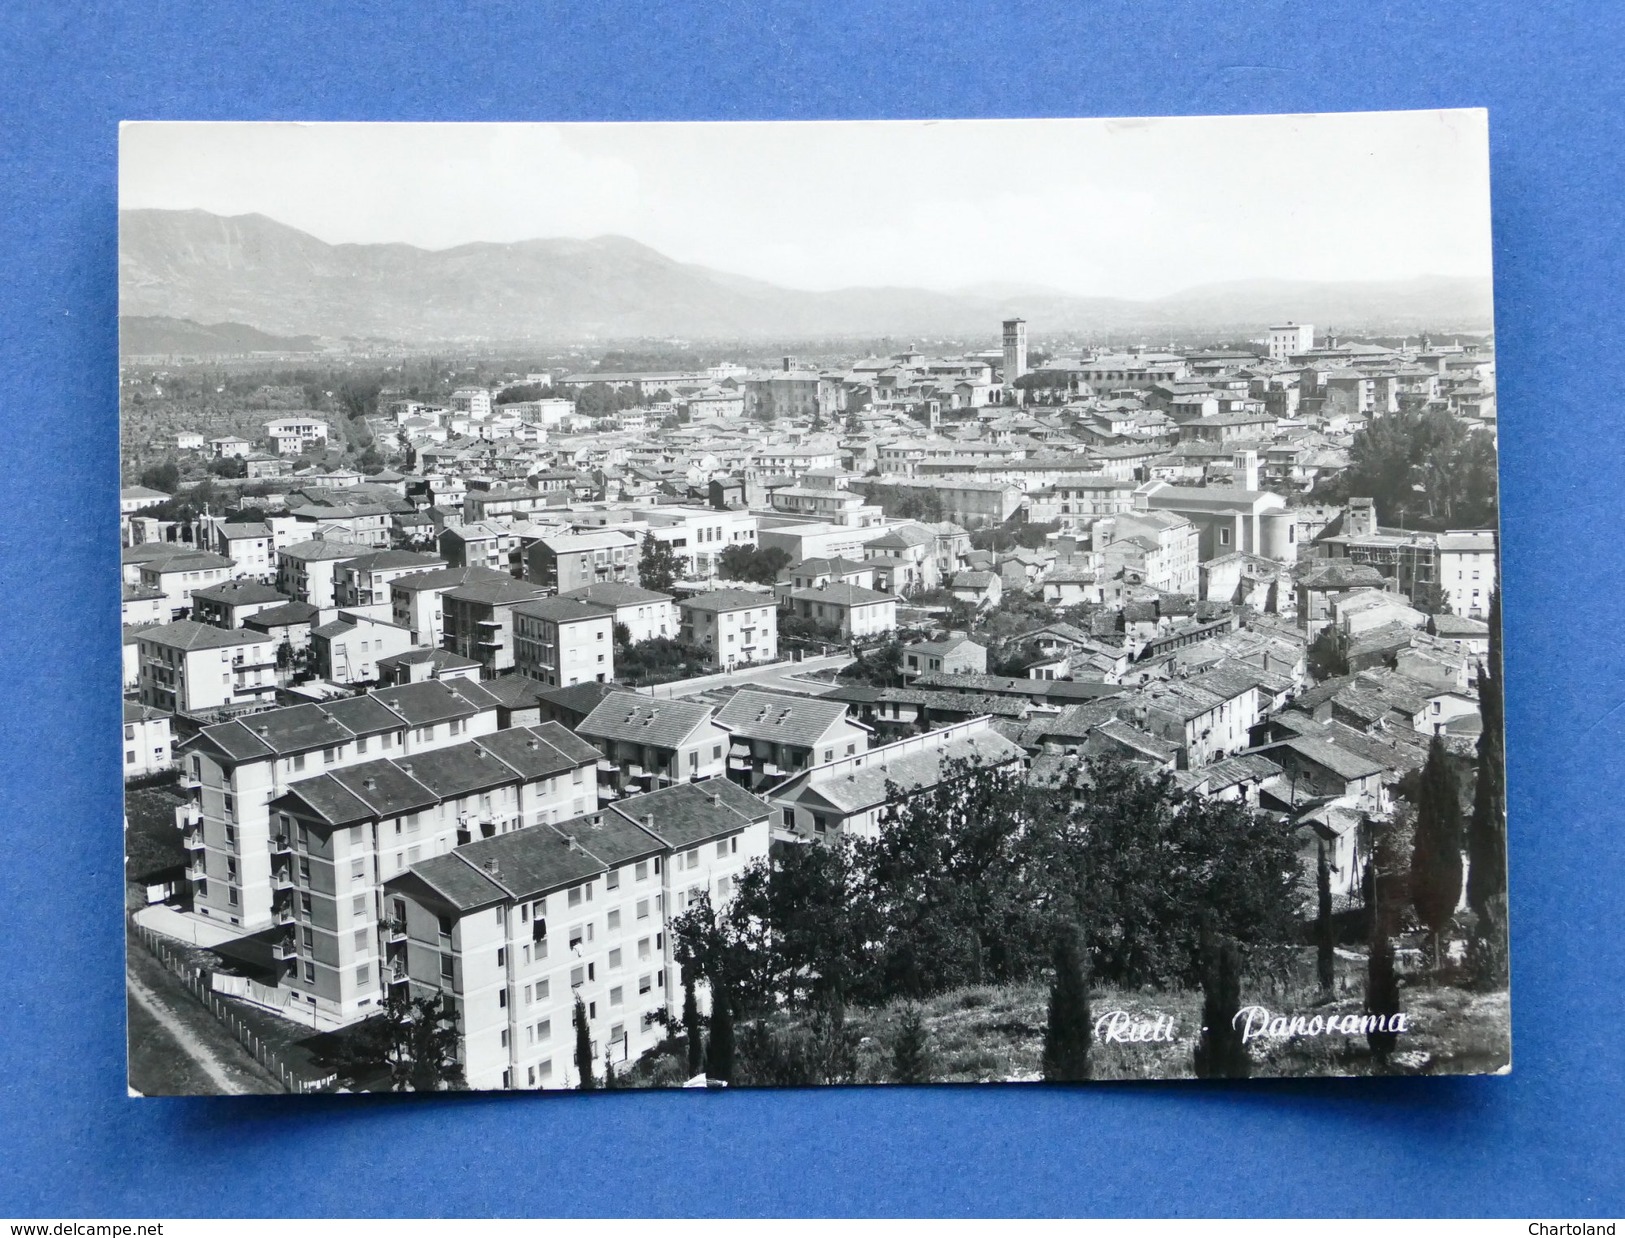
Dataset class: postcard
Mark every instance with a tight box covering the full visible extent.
[120,111,1507,1093]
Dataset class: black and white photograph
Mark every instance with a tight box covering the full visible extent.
[118,111,1509,1095]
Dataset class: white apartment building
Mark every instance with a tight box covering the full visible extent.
[137,621,279,715]
[390,565,514,648]
[266,417,330,455]
[557,583,678,644]
[511,597,616,688]
[123,701,173,779]
[333,550,449,609]
[265,721,603,1025]
[277,539,370,608]
[1436,530,1497,620]
[176,678,507,933]
[575,693,733,797]
[385,779,773,1089]
[679,589,778,668]
[310,613,418,685]
[1267,323,1315,362]
[450,387,493,419]
[137,550,237,619]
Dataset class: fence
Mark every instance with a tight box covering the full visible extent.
[132,922,337,1094]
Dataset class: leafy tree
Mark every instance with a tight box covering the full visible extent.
[1467,587,1506,917]
[1316,841,1336,996]
[1072,758,1301,989]
[1307,625,1349,681]
[1410,734,1464,965]
[705,985,736,1083]
[495,381,551,405]
[356,443,385,474]
[612,621,632,648]
[140,459,181,493]
[1041,926,1094,1082]
[890,1004,933,1084]
[1193,929,1249,1080]
[637,533,682,593]
[718,543,792,585]
[1316,408,1499,531]
[682,974,704,1076]
[338,378,382,421]
[382,993,467,1092]
[837,639,904,688]
[573,994,596,1091]
[615,636,714,688]
[206,456,245,479]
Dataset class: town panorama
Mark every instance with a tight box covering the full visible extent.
[121,310,1509,1092]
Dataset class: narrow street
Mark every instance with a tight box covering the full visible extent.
[125,934,281,1096]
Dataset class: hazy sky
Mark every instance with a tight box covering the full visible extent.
[120,112,1492,300]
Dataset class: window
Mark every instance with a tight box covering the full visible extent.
[571,966,584,988]
[354,928,368,949]
[606,870,620,891]
[639,974,652,995]
[712,744,722,760]
[686,850,699,870]
[716,840,729,859]
[497,947,506,967]
[731,838,738,855]
[440,954,454,979]
[636,899,649,921]
[569,925,585,950]
[536,1058,552,1080]
[535,979,549,1001]
[568,886,582,908]
[499,989,507,1009]
[610,986,624,1007]
[304,962,315,983]
[357,736,368,755]
[536,1019,551,1041]
[781,808,795,829]
[638,937,651,961]
[608,948,622,969]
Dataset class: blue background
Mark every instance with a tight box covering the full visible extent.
[1,0,1621,1218]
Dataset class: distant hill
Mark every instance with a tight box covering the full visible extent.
[119,208,1495,345]
[120,315,321,356]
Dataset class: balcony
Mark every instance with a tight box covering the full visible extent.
[274,904,295,926]
[185,860,207,882]
[271,867,295,891]
[385,918,408,944]
[387,960,408,984]
[271,936,298,961]
[182,828,204,850]
[270,834,293,856]
[174,803,202,830]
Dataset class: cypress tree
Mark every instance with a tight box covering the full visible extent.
[1193,930,1249,1079]
[682,973,704,1077]
[1467,587,1507,917]
[573,994,596,1091]
[705,984,735,1084]
[1041,925,1093,1083]
[1366,912,1402,1067]
[1316,841,1336,996]
[1410,733,1464,967]
[891,1004,933,1084]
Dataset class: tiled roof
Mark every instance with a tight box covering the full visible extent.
[577,693,715,748]
[714,690,852,746]
[136,620,266,651]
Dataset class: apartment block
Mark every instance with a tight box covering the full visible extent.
[175,678,506,932]
[137,620,279,715]
[678,589,778,668]
[511,597,616,688]
[384,779,772,1089]
[266,722,601,1023]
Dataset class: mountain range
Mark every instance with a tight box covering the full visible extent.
[119,208,1495,349]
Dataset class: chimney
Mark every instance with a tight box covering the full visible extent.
[484,857,500,877]
[564,834,579,852]
[363,776,376,791]
[644,814,655,832]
